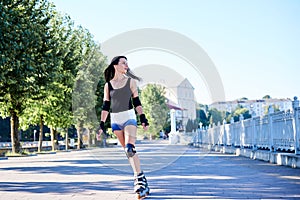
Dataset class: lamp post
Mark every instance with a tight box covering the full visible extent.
[169,109,178,144]
[33,130,37,142]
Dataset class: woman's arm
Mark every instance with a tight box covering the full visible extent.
[98,83,110,135]
[130,79,148,130]
[130,79,143,115]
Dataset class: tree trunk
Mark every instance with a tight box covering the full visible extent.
[10,110,20,154]
[88,128,91,148]
[65,128,69,151]
[38,115,44,152]
[50,127,55,151]
[76,121,83,149]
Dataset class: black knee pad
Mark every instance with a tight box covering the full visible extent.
[125,143,136,158]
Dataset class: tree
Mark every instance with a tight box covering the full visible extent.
[0,0,59,153]
[264,104,280,115]
[44,23,91,151]
[1,0,108,153]
[185,118,200,132]
[263,95,271,99]
[196,108,209,128]
[196,104,209,128]
[17,10,86,152]
[226,106,251,123]
[207,108,224,126]
[72,31,107,149]
[140,84,169,139]
[238,97,248,101]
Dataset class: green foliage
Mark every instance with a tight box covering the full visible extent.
[0,0,107,152]
[4,148,37,157]
[196,109,209,127]
[262,95,271,99]
[195,104,209,128]
[140,84,169,138]
[207,108,224,125]
[264,104,280,115]
[226,106,252,123]
[0,0,60,153]
[238,97,248,101]
[16,9,80,151]
[185,119,198,132]
[72,33,107,148]
[0,0,57,115]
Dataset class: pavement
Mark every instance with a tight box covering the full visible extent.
[0,140,300,200]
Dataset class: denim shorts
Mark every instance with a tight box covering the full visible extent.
[111,119,137,131]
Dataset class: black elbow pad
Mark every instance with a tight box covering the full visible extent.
[102,100,110,111]
[132,97,142,108]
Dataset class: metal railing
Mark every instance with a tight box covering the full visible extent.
[194,98,300,155]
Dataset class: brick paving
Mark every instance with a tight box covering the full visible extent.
[0,140,299,200]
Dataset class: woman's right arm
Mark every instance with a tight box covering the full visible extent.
[98,83,110,134]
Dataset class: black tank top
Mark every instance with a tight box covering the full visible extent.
[108,78,133,113]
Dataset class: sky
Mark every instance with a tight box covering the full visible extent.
[51,0,300,104]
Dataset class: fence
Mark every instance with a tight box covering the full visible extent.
[194,98,300,155]
[0,141,72,153]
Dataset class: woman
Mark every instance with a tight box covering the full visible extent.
[97,56,150,199]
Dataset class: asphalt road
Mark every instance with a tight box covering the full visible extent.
[0,140,299,200]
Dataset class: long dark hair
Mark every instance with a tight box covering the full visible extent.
[104,56,141,82]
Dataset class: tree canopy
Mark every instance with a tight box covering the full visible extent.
[140,84,169,138]
[0,0,107,153]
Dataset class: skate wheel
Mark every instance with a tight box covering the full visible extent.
[136,193,146,199]
[136,191,149,199]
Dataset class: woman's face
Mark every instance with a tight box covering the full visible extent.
[114,58,128,74]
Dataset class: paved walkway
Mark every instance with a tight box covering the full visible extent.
[0,140,299,200]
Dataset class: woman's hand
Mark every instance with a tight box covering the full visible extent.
[140,114,149,131]
[97,129,103,141]
[97,121,105,141]
[142,123,149,131]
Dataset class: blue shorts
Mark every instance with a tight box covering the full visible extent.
[111,119,137,131]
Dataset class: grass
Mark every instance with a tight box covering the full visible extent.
[5,149,36,157]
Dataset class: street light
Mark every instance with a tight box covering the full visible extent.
[33,130,37,142]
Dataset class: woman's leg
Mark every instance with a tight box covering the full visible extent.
[114,130,125,147]
[124,125,149,197]
[113,127,141,173]
[124,125,137,145]
[124,125,142,174]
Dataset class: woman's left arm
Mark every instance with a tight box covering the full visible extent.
[130,79,149,129]
[130,79,143,114]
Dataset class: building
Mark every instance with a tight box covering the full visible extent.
[209,98,293,117]
[133,65,197,130]
[165,78,196,129]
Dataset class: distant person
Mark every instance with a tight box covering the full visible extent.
[159,130,164,139]
[97,56,150,199]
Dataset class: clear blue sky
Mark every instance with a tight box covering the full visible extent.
[51,0,300,104]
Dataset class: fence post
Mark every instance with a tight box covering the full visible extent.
[223,119,226,146]
[230,117,234,146]
[292,97,299,155]
[199,125,202,146]
[252,117,257,150]
[240,114,245,148]
[268,106,274,152]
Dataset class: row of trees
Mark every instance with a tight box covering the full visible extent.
[0,0,174,152]
[195,105,251,129]
[0,0,107,153]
